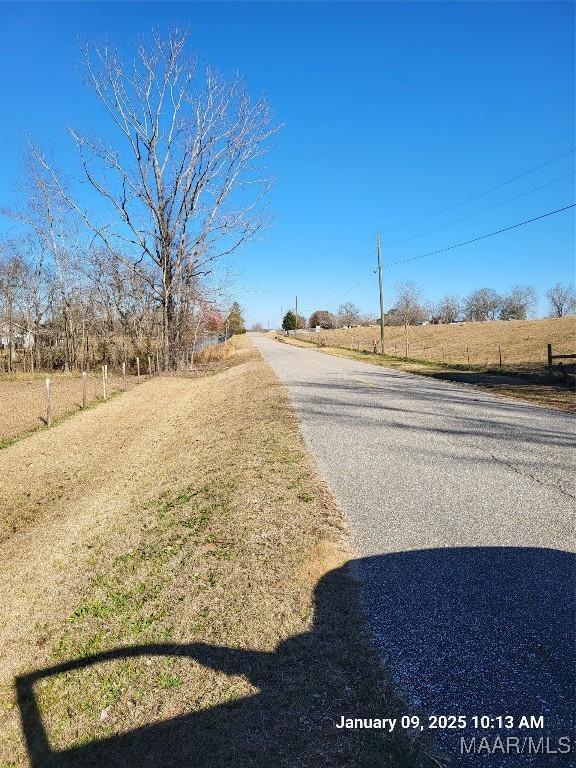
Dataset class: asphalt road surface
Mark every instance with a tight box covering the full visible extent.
[250,333,575,766]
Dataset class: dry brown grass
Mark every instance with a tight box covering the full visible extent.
[0,342,242,447]
[299,316,575,374]
[0,370,138,445]
[193,339,236,365]
[0,336,438,768]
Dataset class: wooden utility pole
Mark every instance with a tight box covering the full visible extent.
[295,296,298,337]
[377,234,385,355]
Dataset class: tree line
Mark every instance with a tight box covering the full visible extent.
[0,30,269,372]
[282,281,575,330]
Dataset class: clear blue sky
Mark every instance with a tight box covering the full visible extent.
[1,1,574,325]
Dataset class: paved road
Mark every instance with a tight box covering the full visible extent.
[250,334,575,765]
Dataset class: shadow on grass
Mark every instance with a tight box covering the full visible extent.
[17,548,574,767]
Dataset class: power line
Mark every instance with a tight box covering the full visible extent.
[383,203,576,268]
[306,150,575,308]
[320,202,575,309]
[383,171,575,248]
[380,148,575,234]
[311,244,373,304]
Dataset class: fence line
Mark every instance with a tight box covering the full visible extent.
[1,333,234,437]
[292,332,573,376]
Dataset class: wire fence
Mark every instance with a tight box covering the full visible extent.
[291,329,575,378]
[0,334,232,443]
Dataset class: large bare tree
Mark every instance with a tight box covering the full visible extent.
[36,29,277,368]
[546,283,576,318]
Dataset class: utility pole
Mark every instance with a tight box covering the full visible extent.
[377,233,385,354]
[295,295,298,336]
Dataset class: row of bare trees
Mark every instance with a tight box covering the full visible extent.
[303,281,575,330]
[0,29,275,372]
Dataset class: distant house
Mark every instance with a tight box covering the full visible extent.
[0,322,35,350]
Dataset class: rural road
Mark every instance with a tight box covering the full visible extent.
[250,333,575,765]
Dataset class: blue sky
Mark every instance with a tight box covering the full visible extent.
[0,1,574,325]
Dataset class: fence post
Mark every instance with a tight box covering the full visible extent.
[441,344,445,362]
[122,361,126,391]
[498,344,502,369]
[148,356,153,378]
[45,378,52,427]
[466,346,470,366]
[156,350,160,375]
[136,357,140,383]
[82,371,87,408]
[102,365,108,400]
[547,343,553,377]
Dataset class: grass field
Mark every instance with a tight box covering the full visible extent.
[296,316,575,375]
[0,371,136,446]
[0,336,439,768]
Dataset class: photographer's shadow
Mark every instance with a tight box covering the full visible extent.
[17,547,575,767]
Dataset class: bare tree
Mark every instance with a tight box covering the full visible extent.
[435,294,461,323]
[337,302,361,327]
[0,244,27,372]
[463,288,501,321]
[499,285,537,321]
[34,29,277,368]
[546,283,576,318]
[392,281,427,326]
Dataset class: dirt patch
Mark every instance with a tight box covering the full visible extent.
[0,336,440,767]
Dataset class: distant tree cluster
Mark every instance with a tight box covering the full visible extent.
[302,281,575,331]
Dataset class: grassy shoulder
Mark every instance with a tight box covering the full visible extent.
[0,340,242,450]
[0,336,440,768]
[274,333,575,413]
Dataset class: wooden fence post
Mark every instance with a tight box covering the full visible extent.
[102,365,108,400]
[136,357,140,383]
[82,371,87,408]
[498,345,502,368]
[148,356,153,378]
[547,343,553,377]
[441,344,445,362]
[466,346,470,365]
[45,378,52,427]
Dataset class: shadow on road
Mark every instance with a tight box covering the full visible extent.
[17,548,574,767]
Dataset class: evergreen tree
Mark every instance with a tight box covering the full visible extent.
[282,310,297,331]
[227,302,246,334]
